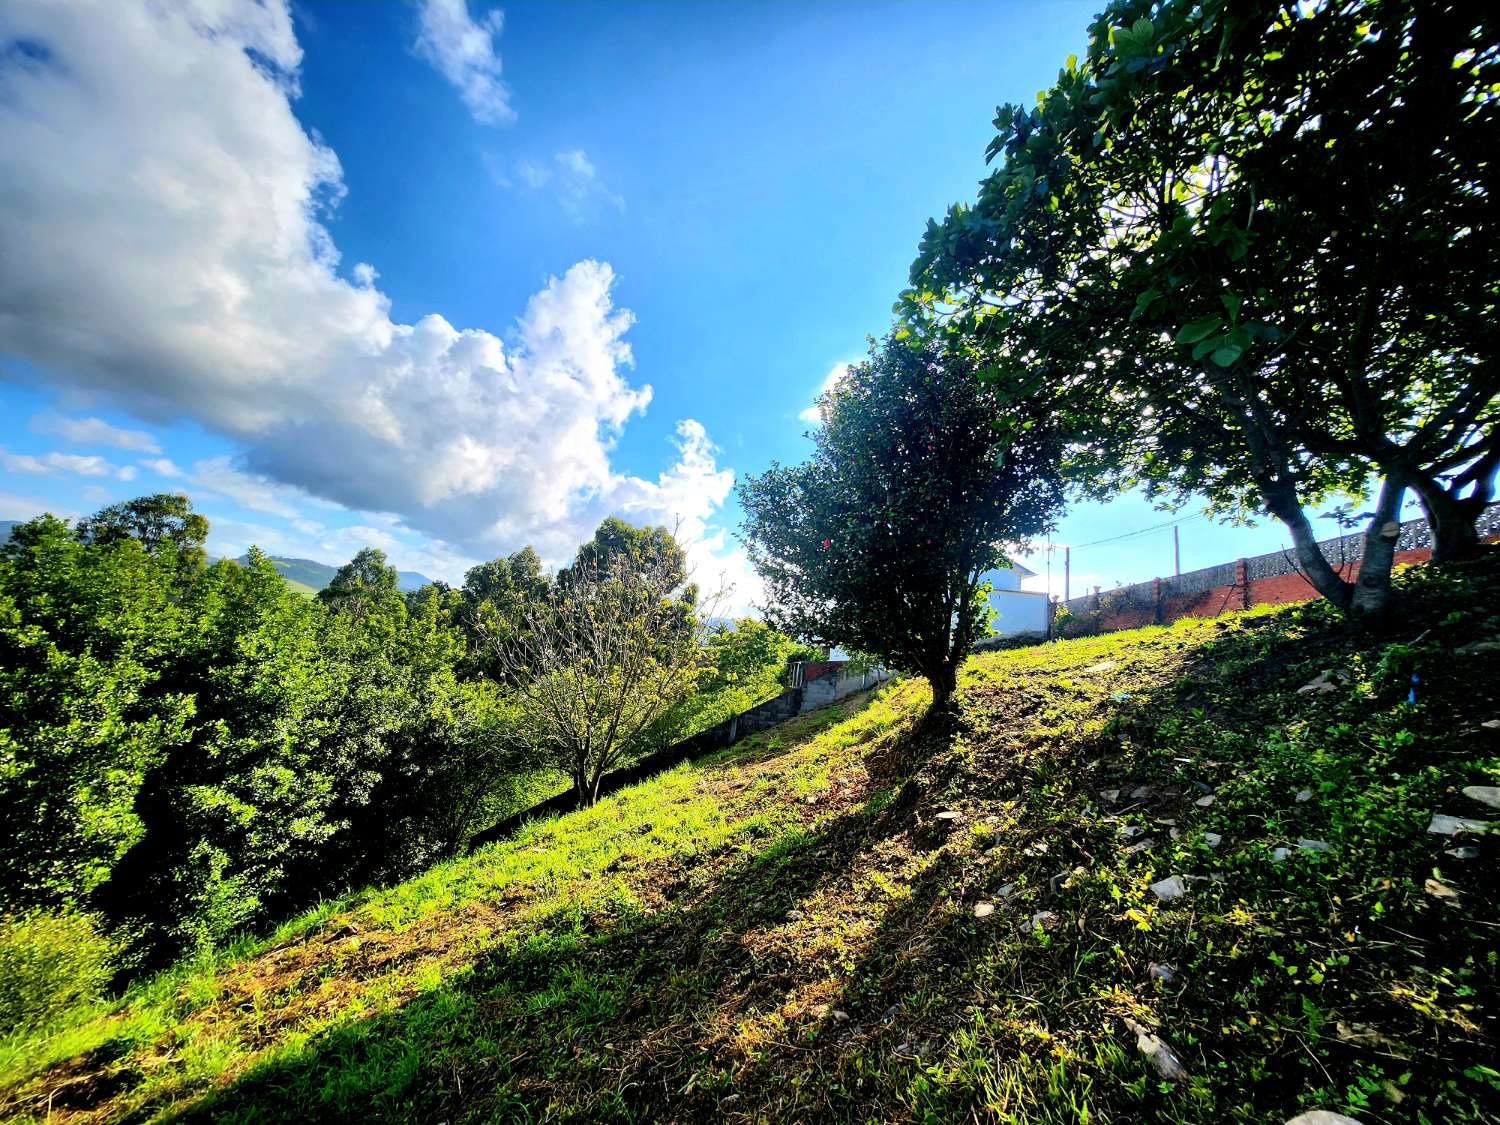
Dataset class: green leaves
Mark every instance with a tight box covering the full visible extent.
[1175,315,1223,345]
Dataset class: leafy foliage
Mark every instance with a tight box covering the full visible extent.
[0,502,515,973]
[740,337,1063,703]
[904,0,1500,613]
[0,912,114,1038]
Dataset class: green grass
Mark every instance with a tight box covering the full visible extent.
[2,555,1497,1123]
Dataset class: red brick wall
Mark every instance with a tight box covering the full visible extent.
[1067,546,1446,634]
[1244,547,1434,609]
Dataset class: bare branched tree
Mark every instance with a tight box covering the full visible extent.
[486,542,724,808]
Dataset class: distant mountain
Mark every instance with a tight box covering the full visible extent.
[238,554,433,595]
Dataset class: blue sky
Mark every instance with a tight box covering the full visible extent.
[0,0,1417,616]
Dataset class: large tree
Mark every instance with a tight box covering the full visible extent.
[904,0,1500,614]
[739,338,1064,708]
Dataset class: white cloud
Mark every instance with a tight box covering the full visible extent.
[414,0,514,126]
[500,148,623,221]
[798,362,852,424]
[188,456,309,519]
[0,0,744,589]
[1,447,133,480]
[0,490,76,522]
[30,411,161,452]
[139,457,183,478]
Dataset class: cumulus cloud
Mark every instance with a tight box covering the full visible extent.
[414,0,514,125]
[0,0,744,586]
[30,411,161,453]
[798,362,852,424]
[1,448,134,480]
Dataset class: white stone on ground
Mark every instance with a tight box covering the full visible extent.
[1428,813,1491,835]
[1151,875,1187,901]
[1461,785,1500,810]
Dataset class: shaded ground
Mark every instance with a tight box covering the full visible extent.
[3,555,1498,1123]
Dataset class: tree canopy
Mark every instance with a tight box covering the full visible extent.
[739,337,1064,705]
[903,0,1500,614]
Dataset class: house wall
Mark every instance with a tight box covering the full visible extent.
[983,587,1051,639]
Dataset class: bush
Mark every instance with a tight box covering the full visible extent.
[0,911,114,1036]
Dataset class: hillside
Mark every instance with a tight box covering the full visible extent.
[238,555,433,594]
[2,557,1497,1123]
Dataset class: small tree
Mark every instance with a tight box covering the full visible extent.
[738,338,1064,708]
[486,521,716,807]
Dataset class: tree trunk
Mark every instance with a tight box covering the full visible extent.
[1349,478,1406,617]
[1260,481,1353,610]
[928,662,958,710]
[1398,442,1498,563]
[1410,480,1483,563]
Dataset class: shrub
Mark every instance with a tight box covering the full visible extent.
[0,911,114,1036]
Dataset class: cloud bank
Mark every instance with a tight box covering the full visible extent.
[0,0,751,602]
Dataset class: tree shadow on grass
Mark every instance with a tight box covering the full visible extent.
[155,794,921,1123]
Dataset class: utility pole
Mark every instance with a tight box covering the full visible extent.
[1173,525,1181,577]
[1064,546,1070,602]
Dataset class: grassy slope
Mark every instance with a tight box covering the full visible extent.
[3,559,1498,1124]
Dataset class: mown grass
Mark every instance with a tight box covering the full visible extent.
[2,555,1497,1124]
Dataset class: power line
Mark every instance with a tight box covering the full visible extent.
[1060,512,1203,552]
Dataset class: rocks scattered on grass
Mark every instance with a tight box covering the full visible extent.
[1482,718,1500,732]
[1271,847,1292,863]
[934,809,964,824]
[972,901,996,919]
[1285,1112,1366,1125]
[1101,789,1121,803]
[1130,785,1152,800]
[1461,785,1500,810]
[1445,846,1481,860]
[1296,838,1332,853]
[1121,1017,1189,1082]
[1085,660,1118,674]
[1023,841,1049,856]
[1456,639,1500,655]
[1148,962,1179,984]
[1296,669,1349,695]
[1203,831,1223,848]
[1294,788,1313,803]
[1124,839,1154,857]
[1194,794,1216,807]
[1118,824,1146,839]
[1151,875,1188,901]
[1428,813,1491,835]
[1424,878,1459,900]
[1027,911,1059,930]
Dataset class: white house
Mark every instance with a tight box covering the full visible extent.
[979,560,1050,640]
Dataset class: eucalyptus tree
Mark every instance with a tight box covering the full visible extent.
[904,0,1500,613]
[739,338,1063,708]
